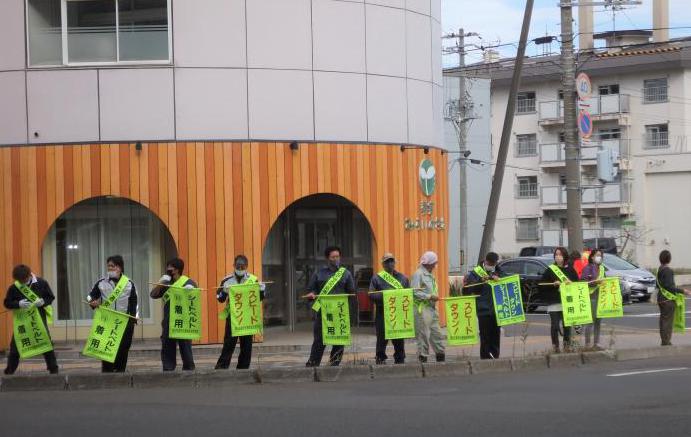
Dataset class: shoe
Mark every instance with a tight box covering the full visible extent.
[552,346,561,354]
[329,361,341,367]
[661,342,673,346]
[305,361,318,367]
[436,353,446,363]
[394,360,405,365]
[375,359,387,365]
[418,355,428,363]
[214,364,229,370]
[49,368,59,375]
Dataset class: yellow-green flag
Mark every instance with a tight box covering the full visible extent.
[12,305,53,359]
[229,283,263,337]
[561,282,593,327]
[168,287,202,340]
[445,296,479,346]
[383,289,416,340]
[596,277,624,319]
[490,275,526,326]
[320,294,351,346]
[82,307,130,363]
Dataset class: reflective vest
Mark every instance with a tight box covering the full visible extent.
[312,267,346,312]
[14,280,53,324]
[657,269,686,334]
[377,271,404,290]
[101,275,130,309]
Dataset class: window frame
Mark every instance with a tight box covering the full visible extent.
[643,78,669,104]
[516,217,540,241]
[516,176,538,199]
[516,91,536,114]
[25,0,173,68]
[645,123,669,149]
[516,133,538,157]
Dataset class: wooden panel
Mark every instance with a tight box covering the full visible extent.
[0,142,449,350]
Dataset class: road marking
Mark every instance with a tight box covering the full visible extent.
[627,311,691,318]
[607,367,688,377]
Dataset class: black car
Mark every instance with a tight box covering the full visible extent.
[497,256,631,311]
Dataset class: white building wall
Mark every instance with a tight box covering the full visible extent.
[488,63,691,268]
[0,0,443,148]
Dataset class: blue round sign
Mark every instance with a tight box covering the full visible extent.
[578,110,593,138]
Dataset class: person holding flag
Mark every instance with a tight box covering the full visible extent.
[463,252,503,359]
[540,247,579,353]
[656,250,691,346]
[581,249,605,350]
[150,258,197,371]
[369,252,410,365]
[411,251,445,363]
[215,254,265,370]
[304,246,356,367]
[3,264,59,375]
[87,255,138,373]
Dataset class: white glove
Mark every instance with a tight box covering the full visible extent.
[159,275,172,284]
[19,299,32,309]
[184,284,195,290]
[34,298,45,308]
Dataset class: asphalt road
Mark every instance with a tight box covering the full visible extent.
[3,355,691,436]
[504,297,691,337]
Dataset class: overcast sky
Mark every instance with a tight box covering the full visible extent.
[441,0,691,67]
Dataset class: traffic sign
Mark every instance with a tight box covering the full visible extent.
[576,72,592,100]
[578,110,593,138]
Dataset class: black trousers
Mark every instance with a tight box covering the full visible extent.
[659,299,676,345]
[374,305,405,363]
[216,319,253,369]
[549,311,571,348]
[160,321,195,371]
[307,311,344,366]
[4,336,59,375]
[102,320,135,373]
[478,313,501,359]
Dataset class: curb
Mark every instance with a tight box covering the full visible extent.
[615,345,691,361]
[547,353,583,368]
[315,365,373,382]
[371,363,423,379]
[470,358,513,374]
[4,345,691,392]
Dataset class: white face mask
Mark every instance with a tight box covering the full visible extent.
[593,256,602,265]
[484,264,495,273]
[107,270,119,279]
[235,269,247,277]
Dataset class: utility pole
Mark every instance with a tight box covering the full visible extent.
[478,0,534,263]
[443,29,478,274]
[560,1,584,253]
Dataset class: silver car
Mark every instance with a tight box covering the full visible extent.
[602,253,656,302]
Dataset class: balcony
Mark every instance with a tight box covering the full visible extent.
[540,183,629,209]
[538,94,631,125]
[539,139,628,167]
[542,228,623,247]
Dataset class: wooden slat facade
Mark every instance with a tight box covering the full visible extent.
[0,142,449,350]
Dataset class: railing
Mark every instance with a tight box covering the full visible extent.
[539,138,626,164]
[541,183,627,206]
[538,94,630,121]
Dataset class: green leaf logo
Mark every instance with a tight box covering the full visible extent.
[419,159,436,197]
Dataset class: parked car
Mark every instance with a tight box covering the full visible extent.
[584,237,618,255]
[601,253,656,302]
[518,246,557,257]
[497,256,632,311]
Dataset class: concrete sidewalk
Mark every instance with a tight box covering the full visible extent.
[3,325,691,375]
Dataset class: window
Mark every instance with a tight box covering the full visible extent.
[516,134,537,156]
[597,128,621,140]
[645,123,669,149]
[516,92,536,114]
[27,0,170,66]
[517,176,538,199]
[601,217,621,229]
[516,218,539,241]
[598,84,619,95]
[644,78,668,103]
[499,261,521,275]
[41,197,177,321]
[524,261,546,277]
